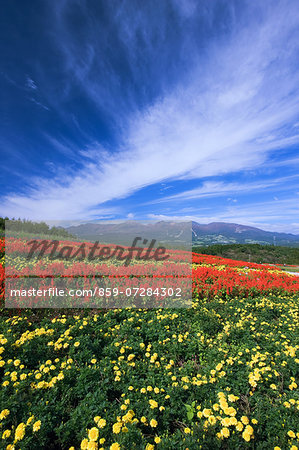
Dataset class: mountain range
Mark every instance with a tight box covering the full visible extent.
[66,221,299,247]
[191,222,299,246]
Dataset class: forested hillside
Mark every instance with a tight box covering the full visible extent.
[192,243,299,265]
[0,218,74,239]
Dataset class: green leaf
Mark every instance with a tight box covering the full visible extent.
[187,411,194,421]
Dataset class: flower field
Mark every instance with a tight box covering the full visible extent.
[0,237,298,449]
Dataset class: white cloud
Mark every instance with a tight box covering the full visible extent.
[149,175,299,203]
[26,77,37,90]
[29,98,49,110]
[148,197,299,234]
[2,0,299,221]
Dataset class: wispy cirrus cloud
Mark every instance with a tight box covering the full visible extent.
[150,175,299,203]
[26,77,37,90]
[148,196,299,234]
[1,0,299,228]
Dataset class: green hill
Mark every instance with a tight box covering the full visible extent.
[192,243,299,265]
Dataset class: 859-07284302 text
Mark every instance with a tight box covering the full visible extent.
[9,286,182,298]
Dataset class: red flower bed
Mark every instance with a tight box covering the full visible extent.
[1,238,298,306]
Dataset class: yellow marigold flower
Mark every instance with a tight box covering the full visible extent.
[141,416,147,423]
[221,427,230,438]
[15,423,26,441]
[150,419,158,428]
[202,408,212,418]
[208,415,217,425]
[87,443,98,450]
[98,419,106,428]
[252,419,258,424]
[145,445,154,450]
[122,426,128,433]
[236,421,244,431]
[290,446,298,450]
[219,399,228,409]
[274,447,281,450]
[74,342,80,347]
[149,399,158,409]
[122,414,131,424]
[140,388,146,393]
[229,417,237,426]
[154,437,161,443]
[33,420,41,432]
[110,444,120,450]
[0,409,10,420]
[184,427,191,434]
[242,430,251,442]
[241,416,249,425]
[2,429,11,439]
[244,425,253,436]
[288,430,295,438]
[112,423,122,434]
[81,438,89,449]
[69,447,75,450]
[99,438,105,444]
[91,359,97,364]
[226,406,236,416]
[88,427,99,442]
[221,417,231,427]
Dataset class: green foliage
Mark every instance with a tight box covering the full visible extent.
[0,291,298,449]
[0,217,75,239]
[185,401,196,421]
[193,243,299,265]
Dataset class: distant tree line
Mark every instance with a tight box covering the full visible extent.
[0,217,74,239]
[192,243,299,265]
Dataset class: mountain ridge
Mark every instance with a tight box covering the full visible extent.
[66,221,299,247]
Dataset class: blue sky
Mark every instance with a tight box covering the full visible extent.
[1,0,299,233]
